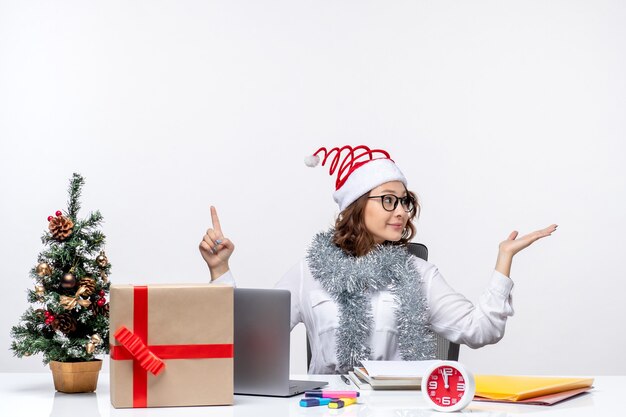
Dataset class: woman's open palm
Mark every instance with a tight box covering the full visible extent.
[499,224,558,257]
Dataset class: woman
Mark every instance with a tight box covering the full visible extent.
[200,145,557,374]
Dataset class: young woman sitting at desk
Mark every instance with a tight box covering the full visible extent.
[199,145,557,374]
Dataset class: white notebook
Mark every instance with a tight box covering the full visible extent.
[361,360,440,379]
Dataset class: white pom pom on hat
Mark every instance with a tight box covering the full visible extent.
[304,155,321,167]
[305,145,407,211]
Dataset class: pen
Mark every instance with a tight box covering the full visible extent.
[340,374,351,385]
[305,390,360,398]
[329,397,357,409]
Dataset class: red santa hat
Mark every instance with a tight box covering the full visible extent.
[305,145,407,211]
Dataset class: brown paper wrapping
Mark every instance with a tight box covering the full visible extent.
[109,284,233,408]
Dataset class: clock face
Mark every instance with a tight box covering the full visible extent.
[424,365,470,410]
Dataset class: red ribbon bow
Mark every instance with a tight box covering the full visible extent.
[114,326,165,376]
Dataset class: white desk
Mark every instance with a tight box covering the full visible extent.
[0,373,620,416]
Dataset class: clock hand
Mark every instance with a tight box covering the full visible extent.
[442,368,449,389]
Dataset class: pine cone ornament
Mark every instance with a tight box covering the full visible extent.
[48,216,74,241]
[78,277,96,296]
[91,302,109,317]
[51,313,77,334]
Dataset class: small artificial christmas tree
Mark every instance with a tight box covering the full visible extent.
[10,173,111,368]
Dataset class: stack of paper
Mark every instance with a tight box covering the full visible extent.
[347,369,372,389]
[347,360,439,390]
[474,375,594,405]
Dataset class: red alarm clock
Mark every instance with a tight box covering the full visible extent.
[421,360,475,412]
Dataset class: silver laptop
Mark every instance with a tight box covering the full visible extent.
[234,288,328,396]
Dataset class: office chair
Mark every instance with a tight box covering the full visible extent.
[305,242,460,370]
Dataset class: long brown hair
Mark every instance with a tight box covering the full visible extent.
[333,189,420,257]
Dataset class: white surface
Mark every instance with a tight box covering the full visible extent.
[2,0,626,376]
[0,373,619,417]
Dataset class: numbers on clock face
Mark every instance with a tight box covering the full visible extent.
[426,366,467,407]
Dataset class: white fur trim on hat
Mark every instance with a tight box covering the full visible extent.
[333,158,407,211]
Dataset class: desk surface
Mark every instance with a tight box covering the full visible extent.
[0,373,620,416]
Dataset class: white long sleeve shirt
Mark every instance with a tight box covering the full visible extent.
[215,255,514,374]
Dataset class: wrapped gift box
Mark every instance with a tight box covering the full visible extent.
[109,284,233,408]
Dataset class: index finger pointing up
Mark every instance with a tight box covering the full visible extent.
[210,206,222,233]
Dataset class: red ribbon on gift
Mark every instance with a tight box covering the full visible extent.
[110,286,234,408]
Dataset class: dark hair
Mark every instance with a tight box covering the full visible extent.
[332,189,420,257]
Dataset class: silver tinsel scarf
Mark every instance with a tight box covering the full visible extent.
[306,229,436,373]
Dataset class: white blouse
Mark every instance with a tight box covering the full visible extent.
[214,255,514,374]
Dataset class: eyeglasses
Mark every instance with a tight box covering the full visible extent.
[367,195,416,213]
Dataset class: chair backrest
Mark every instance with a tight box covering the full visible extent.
[305,242,459,371]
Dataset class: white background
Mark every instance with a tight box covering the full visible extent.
[1,0,624,376]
